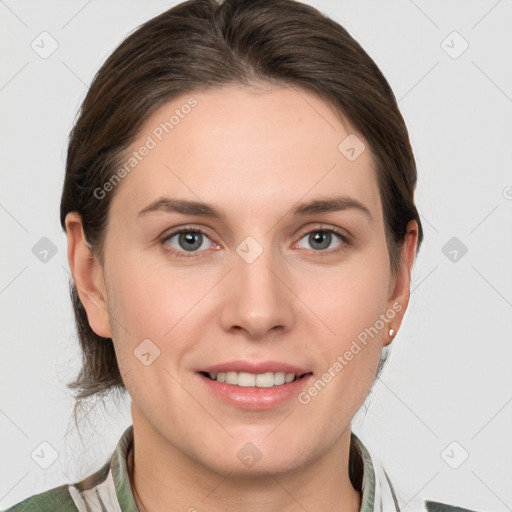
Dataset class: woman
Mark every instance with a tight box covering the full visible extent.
[5,0,480,510]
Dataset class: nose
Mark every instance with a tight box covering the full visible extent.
[219,244,295,341]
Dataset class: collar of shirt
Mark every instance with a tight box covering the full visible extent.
[67,425,426,512]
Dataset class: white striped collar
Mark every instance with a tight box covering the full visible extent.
[68,426,428,511]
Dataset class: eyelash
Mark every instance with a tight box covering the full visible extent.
[159,224,351,259]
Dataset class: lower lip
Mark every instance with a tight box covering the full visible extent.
[197,373,313,410]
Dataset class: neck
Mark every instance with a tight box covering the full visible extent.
[128,416,361,512]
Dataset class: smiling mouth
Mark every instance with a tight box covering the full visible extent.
[199,371,312,388]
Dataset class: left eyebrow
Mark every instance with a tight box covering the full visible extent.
[136,195,372,222]
[292,196,372,222]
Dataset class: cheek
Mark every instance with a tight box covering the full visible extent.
[296,255,390,414]
[104,256,217,362]
[295,262,389,419]
[107,255,186,329]
[305,252,390,347]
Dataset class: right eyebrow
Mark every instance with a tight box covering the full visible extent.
[137,197,225,220]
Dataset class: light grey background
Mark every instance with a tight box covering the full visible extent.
[1,0,511,510]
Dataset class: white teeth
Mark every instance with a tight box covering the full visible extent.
[206,371,301,387]
[237,372,256,387]
[225,371,238,385]
[274,372,286,385]
[256,372,274,388]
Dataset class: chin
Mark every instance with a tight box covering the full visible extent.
[196,442,310,479]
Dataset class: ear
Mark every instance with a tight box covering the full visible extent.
[65,212,112,338]
[384,219,419,346]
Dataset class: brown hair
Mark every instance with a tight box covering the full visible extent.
[60,0,424,425]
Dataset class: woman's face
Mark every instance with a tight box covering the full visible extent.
[78,83,416,475]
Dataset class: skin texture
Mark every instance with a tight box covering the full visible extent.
[66,82,418,512]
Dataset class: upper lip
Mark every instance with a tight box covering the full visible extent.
[198,360,312,375]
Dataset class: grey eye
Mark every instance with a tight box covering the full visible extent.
[165,230,211,252]
[297,230,343,251]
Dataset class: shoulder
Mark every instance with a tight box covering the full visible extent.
[3,484,78,512]
[425,501,482,512]
[350,431,484,512]
[3,459,112,512]
[4,425,134,512]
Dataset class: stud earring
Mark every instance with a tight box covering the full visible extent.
[388,328,396,337]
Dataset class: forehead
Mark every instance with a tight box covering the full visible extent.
[110,83,382,225]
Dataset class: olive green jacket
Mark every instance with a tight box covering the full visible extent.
[4,426,480,512]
